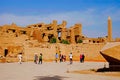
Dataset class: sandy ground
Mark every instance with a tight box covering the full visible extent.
[0,61,120,80]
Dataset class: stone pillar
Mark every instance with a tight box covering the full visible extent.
[74,24,82,36]
[61,28,66,40]
[38,29,43,42]
[108,16,112,42]
[52,20,59,42]
[70,27,75,44]
[32,29,43,42]
[43,33,49,42]
[78,24,82,36]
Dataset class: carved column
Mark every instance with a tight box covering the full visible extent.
[32,29,43,42]
[78,24,82,36]
[70,27,75,44]
[61,28,66,40]
[52,20,59,42]
[43,33,49,43]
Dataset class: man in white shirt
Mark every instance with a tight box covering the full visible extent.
[18,53,22,64]
[69,52,73,64]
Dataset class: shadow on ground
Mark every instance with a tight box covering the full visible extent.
[96,67,120,72]
[34,75,69,80]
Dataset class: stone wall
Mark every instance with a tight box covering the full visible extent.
[22,43,106,62]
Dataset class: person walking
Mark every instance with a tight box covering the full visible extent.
[55,53,58,63]
[82,54,85,63]
[34,53,38,64]
[59,54,62,63]
[61,54,64,62]
[69,52,73,64]
[80,54,82,63]
[63,55,66,62]
[18,53,22,64]
[39,53,43,64]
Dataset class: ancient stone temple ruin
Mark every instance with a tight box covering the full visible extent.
[0,20,84,43]
[27,20,84,43]
[0,17,120,63]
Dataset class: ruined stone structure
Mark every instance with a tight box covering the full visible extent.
[0,20,85,62]
[27,20,83,43]
[0,17,120,63]
[115,38,120,42]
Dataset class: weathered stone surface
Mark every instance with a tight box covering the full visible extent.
[0,17,120,63]
[108,16,113,42]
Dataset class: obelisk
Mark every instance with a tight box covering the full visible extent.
[108,16,112,42]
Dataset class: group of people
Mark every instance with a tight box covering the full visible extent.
[55,53,66,63]
[55,52,85,64]
[18,52,85,64]
[80,54,85,63]
[34,53,43,64]
[68,53,85,64]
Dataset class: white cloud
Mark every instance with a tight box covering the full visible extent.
[0,8,120,38]
[0,9,97,27]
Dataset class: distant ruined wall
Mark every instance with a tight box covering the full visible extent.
[22,43,106,62]
[23,44,56,61]
[59,43,106,62]
[0,42,106,63]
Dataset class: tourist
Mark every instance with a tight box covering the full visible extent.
[69,52,73,64]
[55,53,58,63]
[61,54,64,62]
[18,53,22,64]
[34,53,38,64]
[82,54,85,63]
[80,54,82,63]
[59,54,62,62]
[39,53,43,64]
[63,55,66,62]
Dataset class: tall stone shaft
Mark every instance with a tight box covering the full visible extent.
[108,16,112,42]
[61,28,66,40]
[52,20,59,42]
[70,27,75,44]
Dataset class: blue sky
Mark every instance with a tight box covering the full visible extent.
[0,0,120,38]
